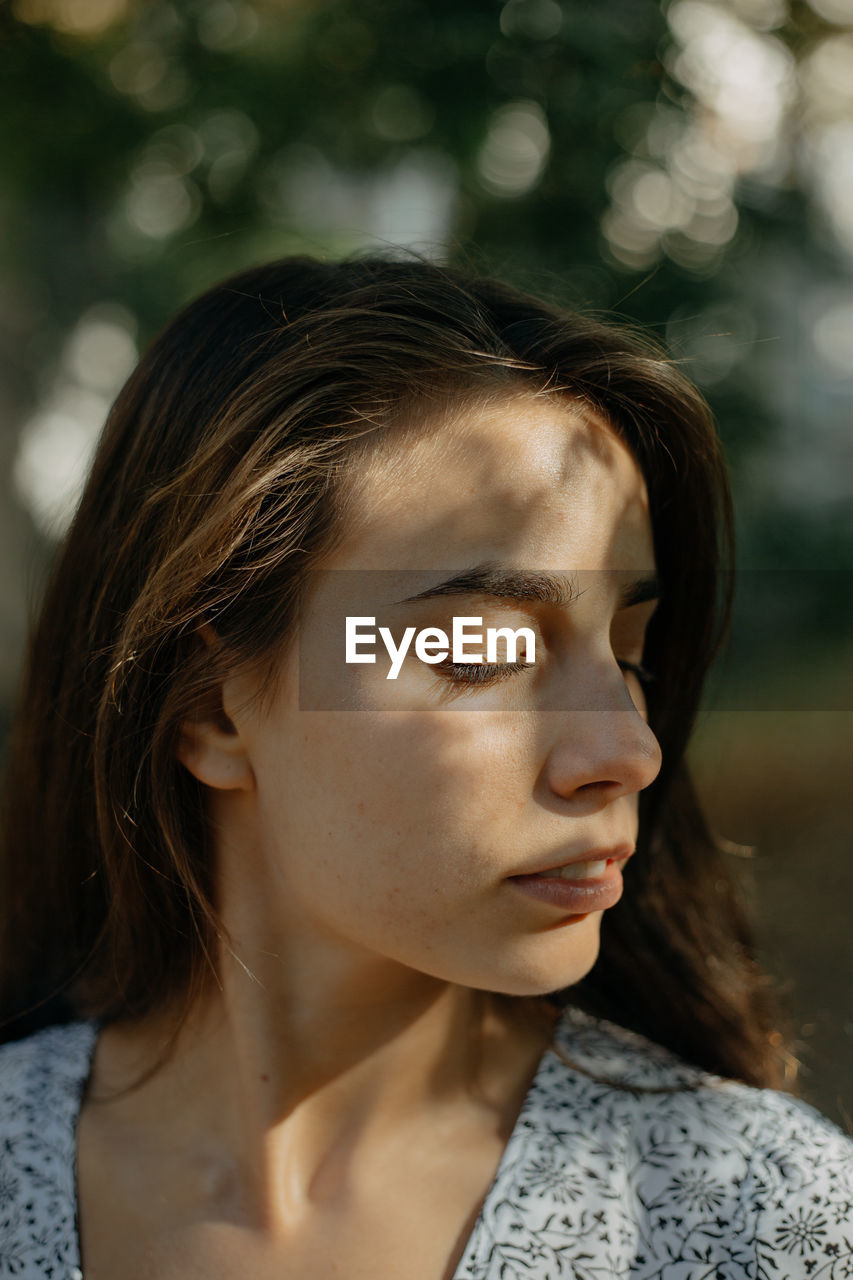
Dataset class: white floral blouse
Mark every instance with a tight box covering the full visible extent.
[1,1007,852,1278]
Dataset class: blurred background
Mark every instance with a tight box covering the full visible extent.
[0,0,850,1122]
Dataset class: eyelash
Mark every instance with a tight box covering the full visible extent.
[438,660,533,687]
[438,659,657,689]
[620,660,657,687]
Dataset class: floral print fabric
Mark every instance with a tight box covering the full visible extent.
[0,1022,92,1279]
[455,1011,853,1279]
[1,1010,852,1278]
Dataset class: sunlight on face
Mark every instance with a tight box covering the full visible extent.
[226,392,663,998]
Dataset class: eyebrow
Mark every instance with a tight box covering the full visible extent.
[395,564,661,610]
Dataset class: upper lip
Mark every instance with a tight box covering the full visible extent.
[509,843,635,877]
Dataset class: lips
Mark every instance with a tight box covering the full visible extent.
[509,842,635,879]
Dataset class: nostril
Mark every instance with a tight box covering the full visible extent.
[576,779,621,796]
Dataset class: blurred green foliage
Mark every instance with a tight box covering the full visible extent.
[0,0,851,649]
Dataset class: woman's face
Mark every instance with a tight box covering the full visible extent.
[215,391,663,998]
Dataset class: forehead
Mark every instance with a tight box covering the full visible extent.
[333,392,655,575]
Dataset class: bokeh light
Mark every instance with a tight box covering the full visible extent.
[476,100,550,198]
[13,306,137,537]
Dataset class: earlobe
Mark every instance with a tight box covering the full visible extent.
[177,626,256,792]
[175,665,256,793]
[177,706,256,792]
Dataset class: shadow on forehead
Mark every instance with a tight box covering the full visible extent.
[332,389,645,571]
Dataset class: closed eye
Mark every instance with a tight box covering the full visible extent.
[618,660,656,688]
[436,658,655,692]
[426,659,536,703]
[437,660,534,688]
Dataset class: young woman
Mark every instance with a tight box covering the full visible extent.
[1,256,851,1280]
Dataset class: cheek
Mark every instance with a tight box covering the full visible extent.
[251,710,533,892]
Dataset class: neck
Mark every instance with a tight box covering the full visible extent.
[85,929,558,1227]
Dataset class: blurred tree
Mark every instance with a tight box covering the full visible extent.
[0,0,850,543]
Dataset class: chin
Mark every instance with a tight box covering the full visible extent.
[482,922,603,999]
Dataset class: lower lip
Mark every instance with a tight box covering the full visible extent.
[507,859,626,914]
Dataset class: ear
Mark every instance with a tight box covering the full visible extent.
[176,626,256,792]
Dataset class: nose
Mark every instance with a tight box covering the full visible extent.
[539,672,663,810]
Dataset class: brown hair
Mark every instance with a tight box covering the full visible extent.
[0,255,792,1089]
